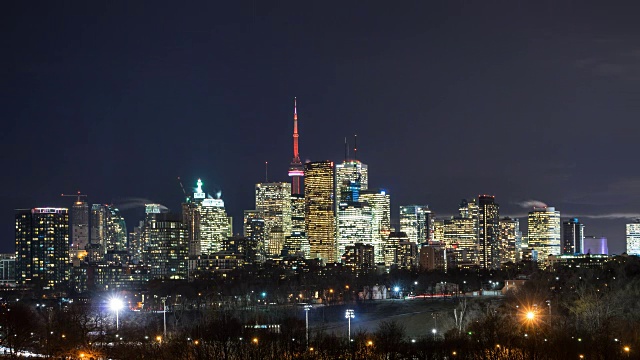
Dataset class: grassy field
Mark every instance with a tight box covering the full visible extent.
[307,297,466,338]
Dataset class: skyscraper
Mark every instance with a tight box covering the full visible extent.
[15,208,69,288]
[528,207,561,261]
[70,199,89,260]
[399,205,432,244]
[185,179,232,255]
[288,98,304,195]
[360,189,391,264]
[499,217,522,263]
[337,202,373,259]
[335,160,368,209]
[90,204,107,255]
[255,182,292,256]
[562,218,584,255]
[626,220,640,255]
[145,213,188,279]
[478,195,500,269]
[90,204,127,259]
[443,217,478,268]
[304,161,336,263]
[244,210,266,259]
[199,198,231,254]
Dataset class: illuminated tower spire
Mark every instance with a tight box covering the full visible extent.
[288,97,304,194]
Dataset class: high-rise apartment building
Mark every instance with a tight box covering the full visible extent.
[305,161,336,263]
[15,208,69,288]
[399,205,432,244]
[255,182,292,256]
[499,217,522,263]
[182,201,201,256]
[145,213,188,279]
[90,204,127,258]
[70,199,89,260]
[562,218,584,255]
[528,207,561,261]
[360,189,391,264]
[342,243,375,272]
[626,220,640,255]
[478,195,500,269]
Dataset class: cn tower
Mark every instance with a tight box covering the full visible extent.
[288,97,304,194]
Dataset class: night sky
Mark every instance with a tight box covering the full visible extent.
[3,1,640,254]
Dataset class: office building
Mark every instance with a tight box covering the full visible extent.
[15,208,69,288]
[255,182,292,256]
[305,161,336,263]
[562,218,584,255]
[432,219,445,243]
[335,160,368,207]
[443,217,478,267]
[0,254,15,286]
[199,199,231,255]
[499,217,522,263]
[337,202,373,259]
[360,189,391,264]
[399,205,433,244]
[478,195,500,269]
[626,219,640,255]
[528,207,561,261]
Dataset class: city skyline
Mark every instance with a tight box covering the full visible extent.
[4,2,640,254]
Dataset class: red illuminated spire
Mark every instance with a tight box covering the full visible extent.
[288,97,304,194]
[293,97,299,160]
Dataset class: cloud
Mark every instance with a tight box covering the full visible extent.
[575,45,640,80]
[564,178,640,205]
[114,197,169,211]
[514,200,548,209]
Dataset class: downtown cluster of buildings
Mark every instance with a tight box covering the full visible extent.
[9,99,640,292]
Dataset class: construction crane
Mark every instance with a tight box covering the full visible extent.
[177,177,187,200]
[61,191,88,204]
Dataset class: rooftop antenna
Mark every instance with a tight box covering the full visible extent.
[344,137,349,161]
[354,134,358,162]
[265,161,268,182]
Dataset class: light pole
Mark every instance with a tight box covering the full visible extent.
[345,309,355,344]
[161,297,167,337]
[109,298,124,331]
[432,328,437,340]
[304,305,312,347]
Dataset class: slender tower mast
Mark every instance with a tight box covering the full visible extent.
[288,97,304,194]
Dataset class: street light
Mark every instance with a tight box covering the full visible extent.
[109,298,124,330]
[161,297,167,337]
[345,309,355,344]
[304,304,312,347]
